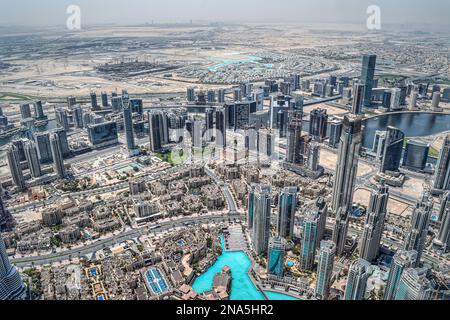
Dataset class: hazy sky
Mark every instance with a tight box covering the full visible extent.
[0,0,449,27]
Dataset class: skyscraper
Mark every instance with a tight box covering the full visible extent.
[90,92,99,110]
[50,132,67,179]
[66,96,76,108]
[380,127,405,173]
[394,267,432,300]
[247,184,256,229]
[384,250,418,300]
[148,111,163,152]
[215,107,227,148]
[251,184,271,255]
[332,207,350,257]
[307,142,320,172]
[0,187,12,231]
[55,108,70,130]
[0,233,26,300]
[187,87,195,102]
[34,100,46,120]
[328,119,343,148]
[315,240,336,300]
[267,236,286,277]
[433,192,450,252]
[344,258,371,300]
[217,88,226,103]
[205,108,214,142]
[403,189,433,265]
[123,101,137,155]
[433,135,450,193]
[309,108,328,141]
[207,89,216,103]
[24,140,42,179]
[361,55,377,108]
[352,83,365,115]
[390,88,402,110]
[402,140,429,171]
[286,108,304,165]
[331,115,362,213]
[71,105,83,129]
[6,145,26,191]
[53,128,70,158]
[101,92,108,107]
[277,187,297,239]
[34,132,53,163]
[372,130,386,160]
[409,91,418,110]
[300,198,328,270]
[431,91,441,111]
[359,182,389,262]
[20,103,32,120]
[191,119,203,149]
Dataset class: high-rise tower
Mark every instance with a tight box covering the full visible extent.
[384,250,418,300]
[403,189,433,265]
[277,187,297,239]
[315,240,336,300]
[24,140,42,179]
[359,182,389,262]
[380,127,404,173]
[352,83,365,115]
[286,108,304,165]
[361,55,377,108]
[331,115,362,213]
[433,192,450,252]
[344,258,371,300]
[0,233,26,300]
[309,108,328,141]
[123,101,138,155]
[394,267,432,300]
[6,145,26,191]
[300,198,328,270]
[251,184,272,255]
[433,135,450,193]
[50,132,67,179]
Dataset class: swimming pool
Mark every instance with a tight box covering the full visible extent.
[192,234,299,300]
[145,268,169,295]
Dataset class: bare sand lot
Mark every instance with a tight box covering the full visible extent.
[320,148,373,177]
[353,187,412,217]
[396,176,425,200]
[303,102,348,117]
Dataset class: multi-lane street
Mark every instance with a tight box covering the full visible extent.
[12,213,244,267]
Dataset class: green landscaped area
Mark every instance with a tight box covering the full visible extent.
[157,148,216,166]
[376,75,407,88]
[156,151,188,166]
[0,92,34,101]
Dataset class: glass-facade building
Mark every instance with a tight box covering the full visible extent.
[277,187,297,239]
[87,121,119,147]
[384,250,417,300]
[267,237,286,276]
[361,55,377,108]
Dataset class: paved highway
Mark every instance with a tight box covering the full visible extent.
[205,165,239,213]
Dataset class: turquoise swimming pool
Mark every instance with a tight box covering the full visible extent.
[192,234,299,300]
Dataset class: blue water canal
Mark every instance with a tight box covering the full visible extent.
[192,234,298,300]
